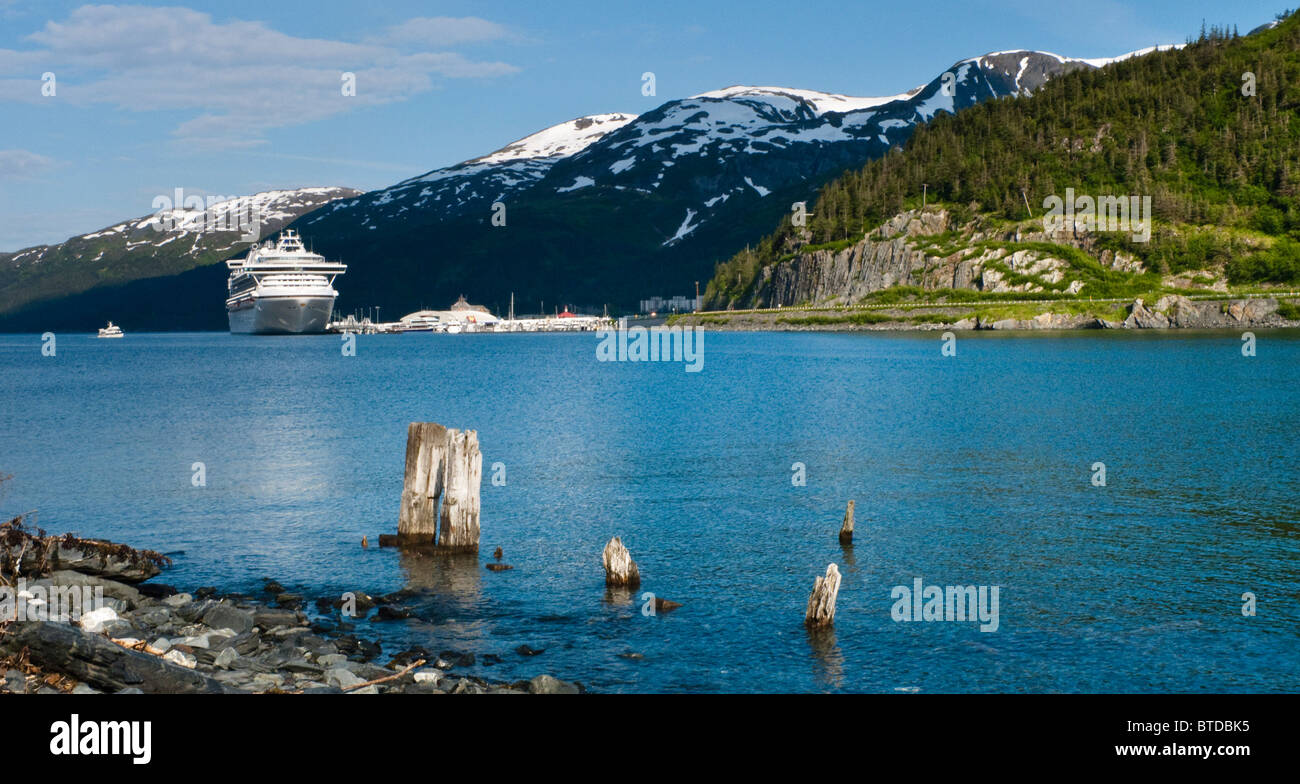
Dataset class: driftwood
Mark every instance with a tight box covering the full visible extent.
[804,564,842,628]
[0,517,169,584]
[838,500,855,545]
[0,620,235,693]
[387,422,482,551]
[342,658,425,692]
[602,537,640,588]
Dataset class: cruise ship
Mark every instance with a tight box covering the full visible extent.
[226,230,346,334]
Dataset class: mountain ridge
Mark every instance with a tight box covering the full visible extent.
[1,44,1177,330]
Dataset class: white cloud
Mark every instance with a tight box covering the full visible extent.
[0,5,522,149]
[0,148,57,180]
[379,16,512,47]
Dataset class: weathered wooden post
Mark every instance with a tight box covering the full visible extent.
[439,427,482,551]
[602,537,640,588]
[385,422,481,551]
[804,563,841,628]
[838,500,855,545]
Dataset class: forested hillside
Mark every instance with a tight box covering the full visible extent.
[705,12,1300,309]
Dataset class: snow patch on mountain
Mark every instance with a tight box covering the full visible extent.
[692,85,920,114]
[2,186,359,268]
[471,113,637,165]
[664,208,700,245]
[557,176,595,193]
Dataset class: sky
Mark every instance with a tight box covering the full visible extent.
[0,0,1288,251]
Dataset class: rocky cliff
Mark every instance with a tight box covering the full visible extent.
[755,208,1142,308]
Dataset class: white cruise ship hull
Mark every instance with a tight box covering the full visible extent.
[228,295,335,334]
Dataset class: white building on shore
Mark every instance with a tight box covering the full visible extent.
[639,295,700,314]
[396,296,502,332]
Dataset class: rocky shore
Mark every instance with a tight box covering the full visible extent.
[0,522,583,695]
[677,294,1300,332]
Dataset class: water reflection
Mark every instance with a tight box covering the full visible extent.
[806,626,844,691]
[389,549,489,654]
[397,548,482,599]
[602,586,637,608]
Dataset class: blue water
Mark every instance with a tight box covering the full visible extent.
[2,330,1298,693]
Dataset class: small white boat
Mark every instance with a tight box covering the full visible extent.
[97,321,124,339]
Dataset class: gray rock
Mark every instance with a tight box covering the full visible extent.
[202,602,254,635]
[163,649,197,669]
[325,668,365,689]
[527,674,579,695]
[212,631,261,656]
[71,683,101,695]
[78,606,120,633]
[253,607,300,629]
[37,570,143,608]
[250,673,286,690]
[176,598,215,623]
[214,648,239,669]
[163,593,193,608]
[281,660,324,677]
[449,677,478,694]
[132,607,178,629]
[1124,298,1170,329]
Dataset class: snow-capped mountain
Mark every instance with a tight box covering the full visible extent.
[307,114,635,232]
[308,48,1173,239]
[0,186,359,322]
[286,48,1166,315]
[0,44,1174,330]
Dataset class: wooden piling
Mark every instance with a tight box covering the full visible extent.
[385,422,481,551]
[804,563,841,628]
[602,537,640,588]
[838,500,855,545]
[438,427,482,550]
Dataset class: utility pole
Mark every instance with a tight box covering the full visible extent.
[694,280,700,312]
[922,183,928,211]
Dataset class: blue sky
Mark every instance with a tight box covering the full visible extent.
[0,0,1287,250]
